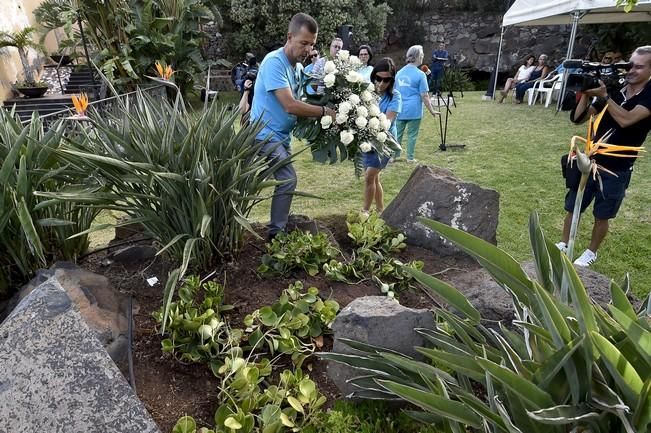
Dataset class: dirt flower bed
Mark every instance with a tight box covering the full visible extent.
[81,214,480,432]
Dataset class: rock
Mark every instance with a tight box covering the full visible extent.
[443,260,639,327]
[382,166,499,256]
[6,262,131,367]
[110,244,157,263]
[114,216,147,241]
[0,280,160,433]
[327,296,434,398]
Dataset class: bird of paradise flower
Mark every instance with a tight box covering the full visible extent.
[69,93,89,120]
[561,105,645,299]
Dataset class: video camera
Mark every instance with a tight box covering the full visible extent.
[563,59,632,94]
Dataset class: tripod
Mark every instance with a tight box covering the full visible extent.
[436,56,465,151]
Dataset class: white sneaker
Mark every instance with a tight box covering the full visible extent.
[555,242,567,254]
[574,249,597,267]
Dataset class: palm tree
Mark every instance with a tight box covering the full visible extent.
[0,27,45,86]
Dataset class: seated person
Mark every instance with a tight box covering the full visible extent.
[499,55,535,103]
[514,54,551,103]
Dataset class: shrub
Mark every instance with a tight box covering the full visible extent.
[49,91,284,321]
[228,0,390,54]
[322,212,651,433]
[0,111,99,297]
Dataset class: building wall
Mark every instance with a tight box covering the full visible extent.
[0,0,56,103]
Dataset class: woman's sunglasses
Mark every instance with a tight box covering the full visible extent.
[309,54,318,59]
[374,76,393,83]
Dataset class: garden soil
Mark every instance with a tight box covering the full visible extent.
[81,214,481,433]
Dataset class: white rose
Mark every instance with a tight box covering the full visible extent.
[324,60,337,74]
[368,117,380,130]
[369,104,380,117]
[346,70,361,83]
[359,142,372,153]
[324,73,336,88]
[320,115,333,129]
[338,50,350,61]
[336,112,348,124]
[355,116,368,129]
[360,90,373,102]
[348,94,360,105]
[382,117,392,131]
[338,101,352,114]
[340,130,354,145]
[366,83,375,92]
[376,131,387,143]
[349,55,361,66]
[356,106,368,118]
[378,112,387,122]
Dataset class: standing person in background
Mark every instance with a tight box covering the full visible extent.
[313,37,343,76]
[303,48,319,95]
[394,45,440,162]
[361,57,402,214]
[429,41,449,95]
[357,45,374,82]
[250,12,336,239]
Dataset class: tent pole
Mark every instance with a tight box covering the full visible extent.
[491,26,506,100]
[557,11,581,111]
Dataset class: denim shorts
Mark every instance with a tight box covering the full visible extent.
[564,168,633,219]
[362,150,390,170]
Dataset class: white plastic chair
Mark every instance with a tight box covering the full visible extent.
[527,73,563,107]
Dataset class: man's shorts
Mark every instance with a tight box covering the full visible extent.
[564,168,633,219]
[362,150,390,170]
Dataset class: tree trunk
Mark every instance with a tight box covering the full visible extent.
[17,48,35,85]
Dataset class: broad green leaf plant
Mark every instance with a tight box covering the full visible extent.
[322,213,651,433]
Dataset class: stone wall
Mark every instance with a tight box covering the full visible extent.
[411,12,589,73]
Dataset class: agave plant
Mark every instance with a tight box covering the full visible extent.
[0,109,101,297]
[43,90,292,330]
[321,213,651,433]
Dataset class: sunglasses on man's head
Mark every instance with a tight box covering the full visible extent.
[375,76,393,83]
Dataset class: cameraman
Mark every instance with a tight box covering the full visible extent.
[238,70,257,125]
[558,46,651,267]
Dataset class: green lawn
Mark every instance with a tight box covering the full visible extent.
[245,91,651,298]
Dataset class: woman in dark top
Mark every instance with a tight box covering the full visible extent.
[515,54,550,103]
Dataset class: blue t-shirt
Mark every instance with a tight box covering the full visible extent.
[379,89,401,139]
[395,64,428,120]
[431,49,449,71]
[250,48,301,146]
[304,63,317,96]
[358,65,373,83]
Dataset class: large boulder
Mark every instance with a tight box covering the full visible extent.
[0,279,160,433]
[327,296,434,398]
[444,261,639,326]
[5,262,130,367]
[382,166,499,256]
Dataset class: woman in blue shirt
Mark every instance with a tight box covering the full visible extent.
[395,45,440,162]
[361,57,402,214]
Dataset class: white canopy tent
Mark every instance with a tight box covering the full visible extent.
[492,0,651,106]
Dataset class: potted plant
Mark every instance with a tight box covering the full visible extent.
[0,27,49,98]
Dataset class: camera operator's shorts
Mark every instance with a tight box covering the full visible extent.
[362,151,390,170]
[564,168,633,219]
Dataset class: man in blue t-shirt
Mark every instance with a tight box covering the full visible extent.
[250,13,336,239]
[429,42,449,95]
